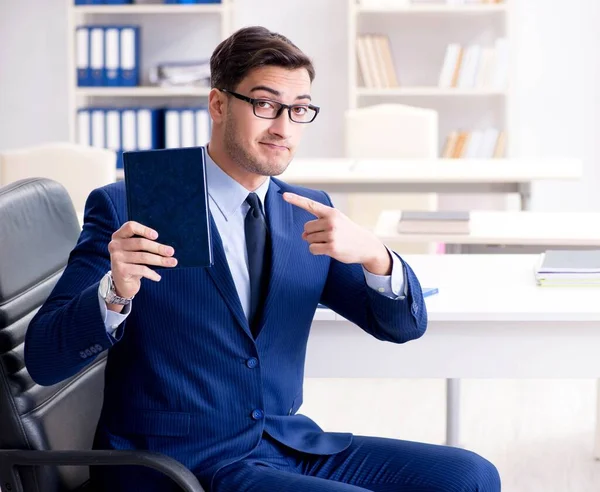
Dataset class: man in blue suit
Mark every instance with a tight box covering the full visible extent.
[25,26,500,492]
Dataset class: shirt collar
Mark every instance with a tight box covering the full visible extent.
[205,148,271,220]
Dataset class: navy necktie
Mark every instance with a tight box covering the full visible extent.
[245,193,269,336]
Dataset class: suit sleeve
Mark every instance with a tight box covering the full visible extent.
[25,187,126,386]
[362,247,406,298]
[318,192,427,344]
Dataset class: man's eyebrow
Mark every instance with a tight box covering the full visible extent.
[249,85,312,102]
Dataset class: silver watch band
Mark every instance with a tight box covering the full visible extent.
[105,271,134,305]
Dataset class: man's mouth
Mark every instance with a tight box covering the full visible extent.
[260,142,288,150]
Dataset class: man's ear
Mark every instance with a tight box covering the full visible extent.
[208,88,226,124]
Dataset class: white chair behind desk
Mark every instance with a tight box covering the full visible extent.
[344,103,438,254]
[0,143,117,225]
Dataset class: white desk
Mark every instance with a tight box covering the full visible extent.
[375,211,600,249]
[308,254,600,456]
[280,158,582,208]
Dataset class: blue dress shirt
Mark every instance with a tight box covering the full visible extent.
[99,152,405,334]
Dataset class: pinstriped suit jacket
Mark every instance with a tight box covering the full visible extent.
[25,177,427,491]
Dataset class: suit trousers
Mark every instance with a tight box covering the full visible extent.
[212,432,501,492]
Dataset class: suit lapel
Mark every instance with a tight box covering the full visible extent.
[206,213,252,338]
[257,181,293,333]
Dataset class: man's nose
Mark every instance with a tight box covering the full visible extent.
[268,110,293,139]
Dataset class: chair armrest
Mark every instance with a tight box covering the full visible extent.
[0,449,205,492]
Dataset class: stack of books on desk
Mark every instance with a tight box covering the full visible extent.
[535,250,600,287]
[397,211,471,234]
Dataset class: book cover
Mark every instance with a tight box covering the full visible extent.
[124,146,213,268]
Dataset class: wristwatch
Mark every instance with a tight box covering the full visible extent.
[99,271,134,306]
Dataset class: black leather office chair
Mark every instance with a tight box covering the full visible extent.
[0,178,203,492]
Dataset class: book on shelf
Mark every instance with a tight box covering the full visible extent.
[76,25,140,87]
[534,250,600,287]
[77,107,211,169]
[438,38,507,90]
[356,34,399,88]
[397,211,471,234]
[441,128,506,158]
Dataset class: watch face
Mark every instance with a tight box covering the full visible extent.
[99,273,110,298]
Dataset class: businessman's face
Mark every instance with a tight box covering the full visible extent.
[223,66,313,177]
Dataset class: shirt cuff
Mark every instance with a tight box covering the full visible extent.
[98,287,131,336]
[362,247,406,299]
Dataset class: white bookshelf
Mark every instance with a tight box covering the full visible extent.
[356,87,507,97]
[356,4,507,14]
[75,87,213,97]
[348,0,511,147]
[73,4,226,14]
[346,0,513,252]
[66,0,234,143]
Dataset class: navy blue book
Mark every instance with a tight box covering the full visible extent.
[123,146,213,268]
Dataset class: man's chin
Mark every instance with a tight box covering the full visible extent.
[255,155,293,176]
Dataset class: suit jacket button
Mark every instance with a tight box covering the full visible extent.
[84,349,92,357]
[246,358,258,369]
[79,351,87,359]
[94,344,103,352]
[251,409,264,421]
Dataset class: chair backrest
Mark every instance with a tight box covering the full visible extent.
[344,103,439,254]
[0,143,116,217]
[0,178,106,491]
[345,103,439,159]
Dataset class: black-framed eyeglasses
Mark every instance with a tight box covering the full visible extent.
[220,88,320,124]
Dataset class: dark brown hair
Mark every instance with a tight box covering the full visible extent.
[210,26,315,91]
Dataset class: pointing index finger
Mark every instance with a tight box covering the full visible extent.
[283,192,332,218]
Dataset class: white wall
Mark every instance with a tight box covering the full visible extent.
[0,0,599,209]
[510,0,600,212]
[0,0,70,148]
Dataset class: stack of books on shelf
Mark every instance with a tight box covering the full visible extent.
[441,128,506,158]
[397,211,471,234]
[77,107,211,168]
[356,34,399,88]
[534,250,600,287]
[438,38,508,89]
[149,60,211,87]
[76,26,140,87]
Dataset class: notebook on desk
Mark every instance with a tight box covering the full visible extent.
[124,146,213,268]
[538,249,600,273]
[535,250,600,286]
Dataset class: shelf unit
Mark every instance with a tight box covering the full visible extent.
[345,0,512,253]
[355,4,508,14]
[75,87,213,97]
[66,0,234,144]
[73,4,226,14]
[356,87,507,97]
[348,0,510,136]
